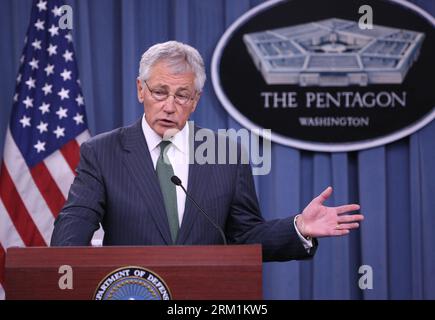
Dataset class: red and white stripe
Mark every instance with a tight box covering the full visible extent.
[0,244,5,300]
[0,128,90,299]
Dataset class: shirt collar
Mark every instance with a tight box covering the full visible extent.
[141,114,189,154]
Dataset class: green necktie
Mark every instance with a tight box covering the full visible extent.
[156,140,179,243]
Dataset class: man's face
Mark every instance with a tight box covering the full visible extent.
[137,60,200,137]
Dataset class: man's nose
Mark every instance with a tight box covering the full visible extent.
[162,96,177,113]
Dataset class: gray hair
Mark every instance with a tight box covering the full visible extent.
[137,41,206,92]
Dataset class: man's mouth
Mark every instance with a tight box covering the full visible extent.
[158,119,176,126]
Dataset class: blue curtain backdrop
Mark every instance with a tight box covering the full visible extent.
[1,0,434,299]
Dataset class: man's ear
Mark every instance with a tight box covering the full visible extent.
[137,79,144,103]
[191,92,201,113]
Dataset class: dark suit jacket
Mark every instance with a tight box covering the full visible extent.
[51,118,317,262]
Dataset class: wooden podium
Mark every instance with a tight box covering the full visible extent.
[5,245,262,300]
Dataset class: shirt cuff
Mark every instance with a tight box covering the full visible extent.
[294,215,313,250]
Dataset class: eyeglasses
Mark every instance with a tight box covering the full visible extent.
[144,81,196,106]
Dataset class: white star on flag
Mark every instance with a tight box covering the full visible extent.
[48,24,59,37]
[57,88,70,100]
[36,121,49,134]
[41,83,53,96]
[73,113,84,125]
[34,19,45,30]
[44,64,55,76]
[22,96,34,109]
[75,94,84,106]
[29,58,39,70]
[56,106,68,119]
[34,140,46,153]
[47,43,57,56]
[39,102,50,114]
[36,0,47,11]
[19,115,31,128]
[53,126,65,138]
[60,69,72,81]
[31,39,42,50]
[25,77,36,90]
[63,50,74,62]
[52,6,63,17]
[65,33,73,43]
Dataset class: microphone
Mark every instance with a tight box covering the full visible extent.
[171,175,227,245]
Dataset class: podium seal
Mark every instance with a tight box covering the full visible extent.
[94,266,172,300]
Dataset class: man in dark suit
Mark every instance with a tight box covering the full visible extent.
[51,41,363,262]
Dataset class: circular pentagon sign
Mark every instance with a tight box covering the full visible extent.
[94,266,171,300]
[212,0,435,152]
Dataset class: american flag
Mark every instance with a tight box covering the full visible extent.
[0,0,90,299]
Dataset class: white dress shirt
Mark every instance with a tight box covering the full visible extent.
[142,115,189,227]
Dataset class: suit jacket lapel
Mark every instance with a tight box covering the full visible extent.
[121,119,172,245]
[177,125,210,245]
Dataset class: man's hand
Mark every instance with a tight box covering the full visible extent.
[296,186,364,238]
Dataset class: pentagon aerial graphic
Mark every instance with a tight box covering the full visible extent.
[243,18,425,86]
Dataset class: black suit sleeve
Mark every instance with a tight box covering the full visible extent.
[226,161,317,262]
[50,141,105,246]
